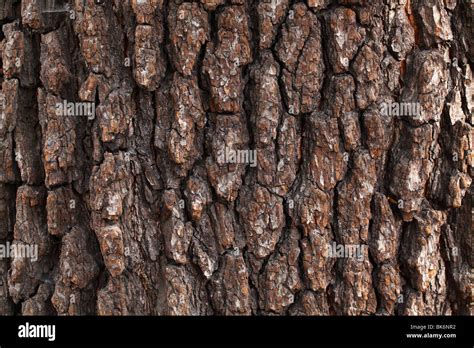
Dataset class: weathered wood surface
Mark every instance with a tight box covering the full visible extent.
[0,0,472,315]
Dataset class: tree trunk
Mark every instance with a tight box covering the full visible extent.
[0,0,472,316]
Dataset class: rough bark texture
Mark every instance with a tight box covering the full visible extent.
[0,0,472,316]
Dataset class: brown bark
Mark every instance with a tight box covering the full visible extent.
[0,0,472,316]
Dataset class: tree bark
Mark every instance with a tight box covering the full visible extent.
[0,0,472,316]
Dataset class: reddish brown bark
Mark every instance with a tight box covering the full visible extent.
[0,0,472,316]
